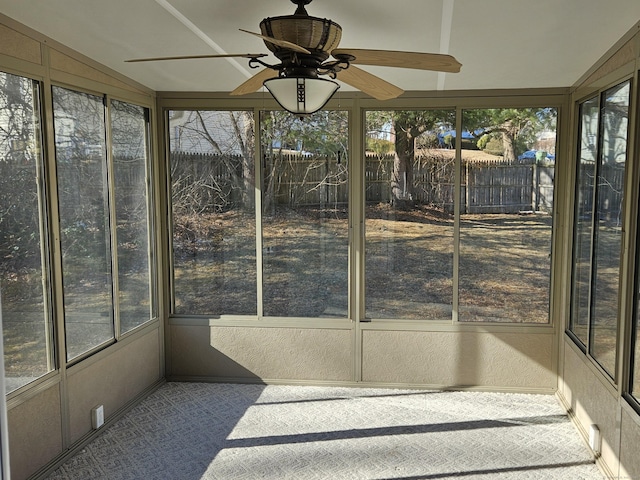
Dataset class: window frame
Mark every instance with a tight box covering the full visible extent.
[568,77,634,383]
[623,72,640,411]
[164,99,562,327]
[166,108,260,318]
[108,98,157,336]
[51,84,157,366]
[568,93,601,354]
[0,71,56,394]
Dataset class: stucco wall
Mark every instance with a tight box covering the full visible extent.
[559,341,620,475]
[66,329,162,444]
[169,324,557,392]
[362,329,555,390]
[7,385,63,480]
[170,325,353,382]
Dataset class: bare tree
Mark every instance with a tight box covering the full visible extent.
[169,110,255,214]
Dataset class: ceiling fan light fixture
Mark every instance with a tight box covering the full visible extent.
[264,76,339,116]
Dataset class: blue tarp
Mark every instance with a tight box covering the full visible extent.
[438,130,476,139]
[436,130,477,147]
[518,150,555,161]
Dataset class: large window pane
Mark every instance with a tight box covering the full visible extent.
[0,72,52,392]
[111,100,153,333]
[570,96,600,346]
[364,110,455,320]
[459,108,556,323]
[261,111,348,318]
[170,110,256,315]
[590,81,630,377]
[53,87,113,361]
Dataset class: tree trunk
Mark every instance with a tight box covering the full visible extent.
[391,126,415,208]
[502,131,517,161]
[239,111,255,211]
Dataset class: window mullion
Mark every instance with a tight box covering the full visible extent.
[105,96,120,340]
[587,95,605,356]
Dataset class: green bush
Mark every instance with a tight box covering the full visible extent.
[483,137,504,156]
[366,137,394,154]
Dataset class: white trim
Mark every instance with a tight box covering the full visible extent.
[437,0,455,91]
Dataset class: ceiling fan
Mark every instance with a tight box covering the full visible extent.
[127,0,462,115]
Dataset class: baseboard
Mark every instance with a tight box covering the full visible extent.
[168,375,557,395]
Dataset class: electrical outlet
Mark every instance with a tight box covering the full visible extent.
[91,405,104,429]
[588,424,601,454]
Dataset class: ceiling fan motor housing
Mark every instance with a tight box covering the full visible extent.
[259,14,342,63]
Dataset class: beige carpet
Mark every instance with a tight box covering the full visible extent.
[45,383,603,479]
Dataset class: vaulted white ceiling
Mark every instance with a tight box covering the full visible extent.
[1,0,639,94]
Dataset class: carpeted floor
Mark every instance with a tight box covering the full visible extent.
[45,383,603,480]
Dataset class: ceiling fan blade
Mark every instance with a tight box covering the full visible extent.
[333,48,462,73]
[230,68,279,96]
[336,66,403,101]
[126,53,268,63]
[239,29,311,55]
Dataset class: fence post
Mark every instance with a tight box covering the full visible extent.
[322,156,329,208]
[465,161,471,214]
[532,162,539,211]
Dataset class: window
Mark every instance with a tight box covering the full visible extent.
[169,109,349,318]
[53,87,154,362]
[169,106,557,324]
[569,80,631,379]
[363,108,556,322]
[0,72,52,392]
[260,110,349,318]
[364,110,455,320]
[54,87,114,360]
[170,110,257,315]
[110,100,154,333]
[459,108,557,323]
[570,96,599,346]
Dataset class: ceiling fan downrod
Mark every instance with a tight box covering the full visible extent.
[291,0,313,15]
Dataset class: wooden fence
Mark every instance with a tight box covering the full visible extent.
[55,151,625,219]
[576,162,625,226]
[264,153,348,208]
[170,152,245,213]
[169,151,559,214]
[365,153,555,213]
